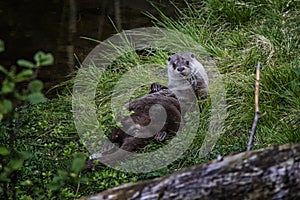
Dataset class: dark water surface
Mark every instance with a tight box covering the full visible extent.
[0,0,185,97]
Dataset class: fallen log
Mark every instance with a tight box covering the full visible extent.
[81,143,300,200]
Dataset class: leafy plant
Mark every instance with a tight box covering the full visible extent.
[0,40,54,121]
[0,39,54,198]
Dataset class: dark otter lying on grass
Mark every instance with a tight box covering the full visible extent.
[88,83,181,165]
[110,85,181,146]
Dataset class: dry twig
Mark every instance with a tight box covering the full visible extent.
[247,62,261,151]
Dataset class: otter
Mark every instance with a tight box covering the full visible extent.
[90,83,181,165]
[167,52,208,99]
[151,52,209,116]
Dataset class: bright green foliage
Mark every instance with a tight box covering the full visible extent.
[29,80,44,93]
[0,42,53,121]
[17,59,36,68]
[34,51,54,67]
[0,41,54,198]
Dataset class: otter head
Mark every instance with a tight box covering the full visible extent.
[168,52,196,79]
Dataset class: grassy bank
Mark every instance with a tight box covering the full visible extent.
[1,0,299,198]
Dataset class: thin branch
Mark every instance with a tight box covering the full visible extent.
[247,62,261,151]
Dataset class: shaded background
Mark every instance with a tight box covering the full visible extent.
[0,0,185,96]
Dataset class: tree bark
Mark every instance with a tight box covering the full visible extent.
[81,143,300,200]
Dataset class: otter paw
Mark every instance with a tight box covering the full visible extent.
[155,131,167,142]
[150,83,168,93]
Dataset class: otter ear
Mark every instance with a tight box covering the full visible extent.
[168,57,171,61]
[191,54,195,58]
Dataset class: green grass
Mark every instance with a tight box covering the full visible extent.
[1,0,299,198]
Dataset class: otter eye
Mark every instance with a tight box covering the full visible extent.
[172,63,176,69]
[186,61,189,66]
[191,54,195,58]
[168,57,171,61]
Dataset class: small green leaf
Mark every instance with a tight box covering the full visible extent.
[27,93,47,104]
[71,157,86,173]
[17,59,35,68]
[1,79,15,94]
[0,146,10,156]
[29,80,43,93]
[15,69,33,82]
[34,51,54,67]
[0,99,13,114]
[14,92,27,101]
[0,39,4,53]
[9,158,24,170]
[20,179,32,186]
[0,65,8,75]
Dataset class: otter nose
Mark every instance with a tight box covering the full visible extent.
[177,67,185,72]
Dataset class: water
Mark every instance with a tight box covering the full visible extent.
[0,0,184,97]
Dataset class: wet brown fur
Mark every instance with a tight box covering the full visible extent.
[98,85,181,164]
